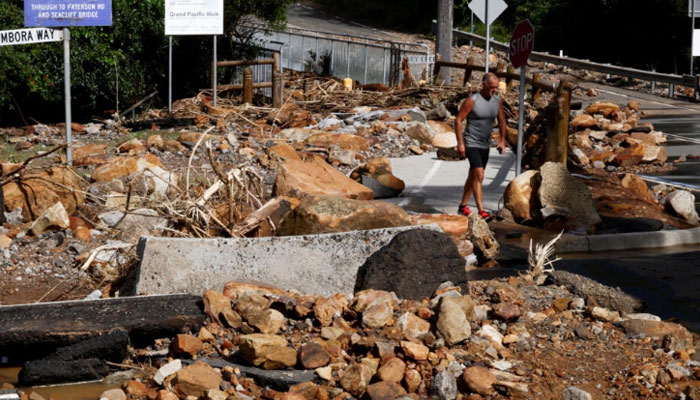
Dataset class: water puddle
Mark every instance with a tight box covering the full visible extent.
[0,367,118,400]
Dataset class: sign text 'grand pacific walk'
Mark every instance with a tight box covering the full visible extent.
[24,0,113,27]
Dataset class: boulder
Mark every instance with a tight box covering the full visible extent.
[92,154,163,182]
[162,140,187,153]
[643,145,668,164]
[350,158,405,199]
[462,366,496,395]
[72,144,108,166]
[356,229,466,301]
[366,382,407,400]
[538,162,601,230]
[29,202,70,235]
[430,370,458,400]
[436,296,472,345]
[173,363,222,399]
[99,208,167,243]
[503,170,541,224]
[299,343,330,369]
[2,167,84,222]
[238,334,297,369]
[570,114,598,131]
[612,143,645,167]
[408,213,469,237]
[247,309,286,334]
[586,102,620,117]
[429,121,458,148]
[628,100,640,112]
[306,133,369,151]
[377,357,405,383]
[467,213,499,260]
[118,138,146,154]
[340,364,372,397]
[396,312,430,339]
[277,195,411,236]
[273,156,374,200]
[177,131,212,146]
[662,190,699,225]
[618,320,694,352]
[404,122,433,145]
[146,134,164,149]
[620,174,654,203]
[99,389,126,400]
[313,294,348,327]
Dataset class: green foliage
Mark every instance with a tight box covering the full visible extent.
[304,50,332,76]
[0,0,292,124]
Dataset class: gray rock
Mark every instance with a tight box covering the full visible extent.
[551,270,643,314]
[111,208,167,242]
[408,108,428,124]
[538,162,601,230]
[563,386,592,400]
[89,179,125,196]
[430,370,457,400]
[426,103,451,120]
[467,213,499,260]
[662,190,700,225]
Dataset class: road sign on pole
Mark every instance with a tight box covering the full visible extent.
[468,0,507,73]
[0,28,63,46]
[509,20,535,177]
[24,0,112,27]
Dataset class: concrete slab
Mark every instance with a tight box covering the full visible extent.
[134,225,442,297]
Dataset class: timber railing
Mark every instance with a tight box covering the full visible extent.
[216,53,283,107]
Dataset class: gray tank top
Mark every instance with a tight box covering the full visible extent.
[464,92,500,149]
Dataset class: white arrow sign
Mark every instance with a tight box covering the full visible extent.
[0,28,63,46]
[468,0,508,26]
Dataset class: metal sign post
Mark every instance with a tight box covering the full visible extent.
[168,36,173,113]
[693,0,696,74]
[63,28,72,165]
[468,0,508,74]
[509,20,535,177]
[213,36,217,107]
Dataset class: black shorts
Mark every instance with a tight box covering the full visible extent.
[466,147,490,169]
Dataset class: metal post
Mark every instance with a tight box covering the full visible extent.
[331,40,335,75]
[670,83,675,97]
[692,0,696,74]
[383,47,387,85]
[485,0,490,73]
[168,36,172,114]
[315,33,319,64]
[363,40,368,84]
[346,41,350,78]
[212,35,217,107]
[63,28,72,166]
[516,67,526,176]
[470,10,474,47]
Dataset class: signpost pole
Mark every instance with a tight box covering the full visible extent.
[485,0,490,73]
[63,28,72,166]
[516,66,526,176]
[168,36,173,114]
[213,35,217,107]
[692,0,696,74]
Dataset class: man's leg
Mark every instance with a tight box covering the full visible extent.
[460,169,474,206]
[472,167,486,212]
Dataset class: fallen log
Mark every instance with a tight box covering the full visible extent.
[0,295,205,363]
[196,358,321,391]
[18,359,110,386]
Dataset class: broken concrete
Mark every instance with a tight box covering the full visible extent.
[135,225,442,297]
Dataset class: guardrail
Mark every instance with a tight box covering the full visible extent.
[433,21,700,99]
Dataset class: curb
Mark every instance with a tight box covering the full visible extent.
[555,226,700,253]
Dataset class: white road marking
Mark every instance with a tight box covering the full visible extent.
[398,160,443,206]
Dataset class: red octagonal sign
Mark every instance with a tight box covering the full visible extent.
[509,20,535,68]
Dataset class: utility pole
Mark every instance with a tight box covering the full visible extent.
[436,0,453,84]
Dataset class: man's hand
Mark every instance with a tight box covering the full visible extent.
[497,142,506,155]
[458,142,466,159]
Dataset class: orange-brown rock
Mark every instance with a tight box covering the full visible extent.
[118,138,147,154]
[340,364,372,397]
[612,143,645,167]
[146,134,164,149]
[408,213,469,237]
[177,131,211,145]
[72,144,108,166]
[377,357,405,382]
[621,174,654,203]
[162,140,187,153]
[239,334,297,369]
[586,102,620,117]
[366,381,407,400]
[171,334,203,357]
[92,154,163,182]
[400,341,429,361]
[306,133,369,152]
[273,156,373,200]
[503,170,541,223]
[462,366,496,395]
[299,342,331,369]
[173,363,222,398]
[313,294,349,327]
[203,289,242,328]
[2,167,84,222]
[570,114,598,131]
[276,195,411,236]
[628,100,640,112]
[429,120,458,148]
[124,380,149,397]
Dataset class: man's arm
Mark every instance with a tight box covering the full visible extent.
[496,98,507,154]
[454,97,474,158]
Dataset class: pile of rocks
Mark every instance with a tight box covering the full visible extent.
[568,101,668,172]
[16,277,695,400]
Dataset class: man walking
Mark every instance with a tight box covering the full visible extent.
[454,72,507,220]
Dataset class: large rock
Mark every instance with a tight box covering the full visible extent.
[350,158,405,199]
[92,154,163,182]
[467,213,499,260]
[662,190,699,225]
[430,370,458,400]
[366,381,407,400]
[238,334,297,369]
[173,363,222,398]
[620,174,654,203]
[356,229,466,300]
[462,366,496,395]
[429,121,458,148]
[585,102,620,117]
[643,145,668,164]
[436,296,472,345]
[203,290,241,328]
[550,270,643,314]
[538,162,601,230]
[503,170,541,224]
[396,312,430,339]
[2,167,84,222]
[570,114,598,131]
[273,156,374,200]
[277,195,411,236]
[72,143,108,166]
[29,202,70,235]
[99,208,167,243]
[404,122,433,145]
[340,364,372,397]
[306,133,369,151]
[618,320,694,352]
[409,213,469,237]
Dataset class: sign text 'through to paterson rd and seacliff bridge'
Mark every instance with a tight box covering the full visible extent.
[24,0,113,27]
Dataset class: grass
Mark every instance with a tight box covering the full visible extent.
[0,141,54,164]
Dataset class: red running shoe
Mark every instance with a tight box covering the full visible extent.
[457,204,471,216]
[479,210,493,221]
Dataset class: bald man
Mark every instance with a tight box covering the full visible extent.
[454,73,507,221]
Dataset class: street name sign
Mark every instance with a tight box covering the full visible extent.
[24,0,112,27]
[509,20,534,68]
[468,0,508,26]
[0,28,63,46]
[165,0,224,36]
[407,55,436,64]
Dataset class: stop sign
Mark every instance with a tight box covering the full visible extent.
[509,20,535,68]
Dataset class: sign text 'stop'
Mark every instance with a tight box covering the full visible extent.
[25,0,112,27]
[165,0,224,36]
[468,0,508,26]
[509,20,534,68]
